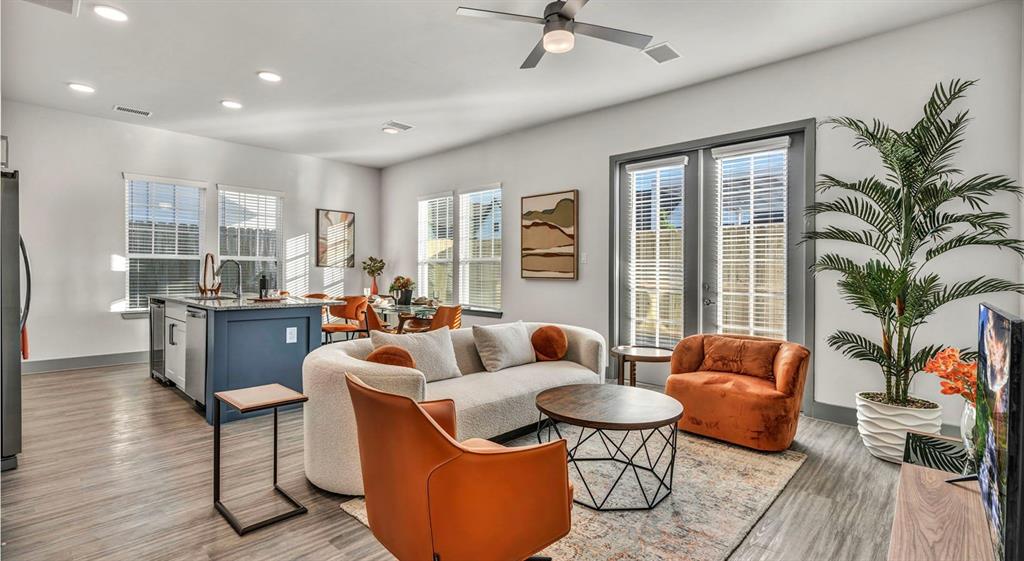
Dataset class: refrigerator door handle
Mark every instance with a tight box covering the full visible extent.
[19,236,30,329]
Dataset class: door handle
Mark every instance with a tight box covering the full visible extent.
[169,323,176,346]
[703,297,715,306]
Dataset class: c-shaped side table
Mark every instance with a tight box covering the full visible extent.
[213,383,309,535]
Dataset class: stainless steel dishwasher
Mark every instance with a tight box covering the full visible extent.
[184,307,207,406]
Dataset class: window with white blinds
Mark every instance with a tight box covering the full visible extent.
[218,185,284,294]
[712,137,789,339]
[458,188,502,310]
[626,159,686,347]
[124,174,205,311]
[417,194,454,303]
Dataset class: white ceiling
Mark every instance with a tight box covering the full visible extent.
[2,0,994,168]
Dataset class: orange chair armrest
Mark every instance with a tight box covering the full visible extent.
[419,399,457,438]
[427,440,572,560]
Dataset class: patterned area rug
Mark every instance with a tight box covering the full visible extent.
[340,424,806,561]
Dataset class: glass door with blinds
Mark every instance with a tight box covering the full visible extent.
[702,137,792,339]
[617,153,700,349]
[615,130,808,349]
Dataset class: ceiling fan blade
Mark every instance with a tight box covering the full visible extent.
[456,7,544,25]
[573,21,653,50]
[559,0,589,19]
[520,38,546,69]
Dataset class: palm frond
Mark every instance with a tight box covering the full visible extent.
[924,233,1024,261]
[827,330,891,367]
[804,226,893,255]
[805,196,897,237]
[946,174,1023,211]
[918,277,1024,318]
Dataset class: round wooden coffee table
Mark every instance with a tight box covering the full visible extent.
[609,345,674,386]
[536,384,683,511]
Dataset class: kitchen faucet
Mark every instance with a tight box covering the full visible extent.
[214,259,243,299]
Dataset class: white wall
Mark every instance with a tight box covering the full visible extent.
[381,1,1024,424]
[1,100,381,364]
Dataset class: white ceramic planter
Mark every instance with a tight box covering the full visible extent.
[855,392,943,463]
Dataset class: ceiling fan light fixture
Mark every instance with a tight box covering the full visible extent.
[543,21,574,54]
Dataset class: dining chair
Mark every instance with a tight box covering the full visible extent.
[365,306,398,334]
[402,305,462,334]
[322,296,369,343]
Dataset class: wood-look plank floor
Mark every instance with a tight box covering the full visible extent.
[1,365,899,561]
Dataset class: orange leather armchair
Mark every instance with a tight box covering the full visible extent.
[345,373,572,561]
[664,334,810,452]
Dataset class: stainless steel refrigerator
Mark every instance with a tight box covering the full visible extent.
[2,170,31,471]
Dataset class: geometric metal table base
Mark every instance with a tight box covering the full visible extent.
[537,414,678,511]
[214,403,308,536]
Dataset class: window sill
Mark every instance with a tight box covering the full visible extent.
[462,308,503,319]
[119,311,149,320]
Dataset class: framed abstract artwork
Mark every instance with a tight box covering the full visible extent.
[521,189,578,279]
[316,209,355,267]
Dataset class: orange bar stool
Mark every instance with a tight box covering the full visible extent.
[322,296,368,343]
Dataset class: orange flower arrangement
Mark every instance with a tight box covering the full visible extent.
[923,347,977,403]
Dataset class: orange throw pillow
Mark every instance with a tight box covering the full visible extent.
[365,345,417,369]
[699,336,781,381]
[531,325,568,361]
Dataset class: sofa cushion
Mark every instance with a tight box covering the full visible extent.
[668,370,786,399]
[531,325,568,361]
[365,345,416,369]
[371,327,461,382]
[699,336,781,381]
[472,321,536,372]
[425,361,599,439]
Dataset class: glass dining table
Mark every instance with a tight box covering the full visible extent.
[372,303,436,320]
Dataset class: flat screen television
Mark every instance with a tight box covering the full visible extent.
[976,303,1023,561]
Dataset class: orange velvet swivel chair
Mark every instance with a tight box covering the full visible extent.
[664,334,810,452]
[322,296,368,342]
[345,373,572,561]
[401,305,462,334]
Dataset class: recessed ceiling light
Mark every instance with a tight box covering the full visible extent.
[257,71,282,83]
[93,5,128,22]
[68,82,96,94]
[220,99,243,110]
[381,120,414,134]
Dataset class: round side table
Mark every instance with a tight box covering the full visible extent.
[610,345,674,386]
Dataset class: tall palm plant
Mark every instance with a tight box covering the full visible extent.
[806,79,1024,406]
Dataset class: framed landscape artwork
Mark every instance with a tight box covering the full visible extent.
[521,189,578,279]
[316,209,355,267]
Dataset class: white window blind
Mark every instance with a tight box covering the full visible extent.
[713,137,788,339]
[124,174,205,311]
[417,194,454,303]
[626,158,686,348]
[218,185,284,294]
[458,187,502,310]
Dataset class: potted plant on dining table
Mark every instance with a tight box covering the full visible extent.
[361,256,385,296]
[389,276,416,305]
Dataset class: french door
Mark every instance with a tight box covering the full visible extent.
[614,130,809,350]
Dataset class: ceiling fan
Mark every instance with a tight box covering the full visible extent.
[456,0,653,69]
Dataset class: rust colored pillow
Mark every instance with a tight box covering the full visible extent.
[699,336,781,381]
[531,325,568,361]
[365,345,416,369]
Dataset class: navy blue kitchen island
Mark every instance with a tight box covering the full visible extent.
[149,295,324,424]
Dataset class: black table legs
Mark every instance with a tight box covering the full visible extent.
[537,415,677,511]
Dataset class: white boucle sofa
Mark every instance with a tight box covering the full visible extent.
[302,322,606,495]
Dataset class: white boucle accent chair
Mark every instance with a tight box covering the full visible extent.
[302,322,606,495]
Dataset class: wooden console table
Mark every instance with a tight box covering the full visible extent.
[887,462,994,561]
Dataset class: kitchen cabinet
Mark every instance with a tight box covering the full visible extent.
[149,295,323,424]
[164,317,186,387]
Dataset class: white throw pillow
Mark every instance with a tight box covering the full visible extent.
[472,322,537,372]
[370,327,462,383]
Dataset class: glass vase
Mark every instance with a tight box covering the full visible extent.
[960,401,977,473]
